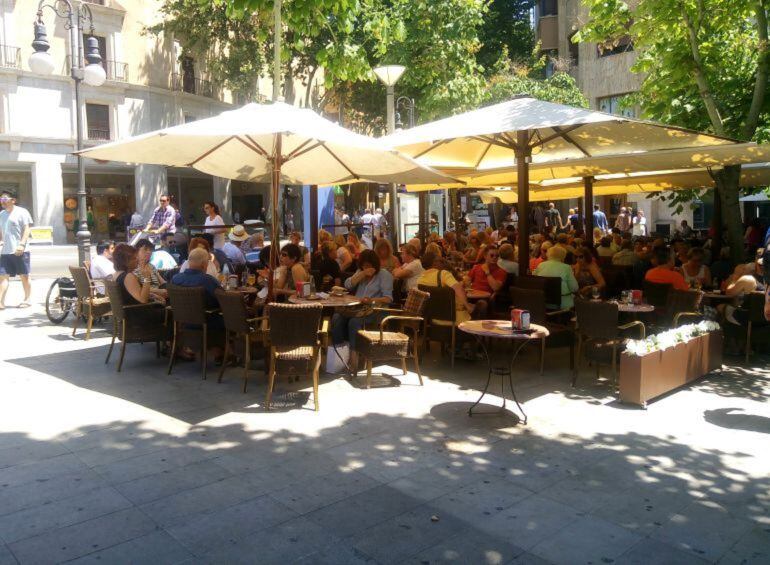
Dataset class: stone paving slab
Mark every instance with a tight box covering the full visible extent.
[0,280,768,564]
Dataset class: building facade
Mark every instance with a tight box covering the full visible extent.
[534,0,700,234]
[0,0,320,244]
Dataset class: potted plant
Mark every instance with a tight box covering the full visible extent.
[619,321,723,407]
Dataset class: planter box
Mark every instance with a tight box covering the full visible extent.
[619,330,723,407]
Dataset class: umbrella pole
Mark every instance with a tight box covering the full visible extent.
[268,134,282,301]
[515,130,531,274]
[584,176,594,239]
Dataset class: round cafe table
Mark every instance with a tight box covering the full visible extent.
[616,302,655,313]
[458,320,549,423]
[288,293,361,307]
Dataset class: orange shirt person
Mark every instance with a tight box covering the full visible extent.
[644,247,689,291]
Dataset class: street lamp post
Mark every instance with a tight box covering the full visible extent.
[373,64,406,248]
[29,0,106,266]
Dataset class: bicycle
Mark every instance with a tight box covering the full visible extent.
[45,277,78,324]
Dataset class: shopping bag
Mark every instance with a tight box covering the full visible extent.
[325,342,350,374]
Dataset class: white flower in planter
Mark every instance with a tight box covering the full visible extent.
[624,321,721,356]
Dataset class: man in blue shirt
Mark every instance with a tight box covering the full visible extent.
[593,204,608,234]
[171,248,222,329]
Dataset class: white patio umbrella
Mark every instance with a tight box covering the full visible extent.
[78,102,458,293]
[381,96,737,269]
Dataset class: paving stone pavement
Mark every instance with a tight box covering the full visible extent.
[0,278,768,564]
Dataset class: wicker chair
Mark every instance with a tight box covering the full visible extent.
[418,283,463,368]
[103,279,166,372]
[166,284,221,380]
[216,290,268,393]
[511,287,574,375]
[642,280,671,310]
[69,266,111,340]
[264,303,324,411]
[573,298,645,386]
[664,289,704,328]
[515,274,563,311]
[355,288,430,388]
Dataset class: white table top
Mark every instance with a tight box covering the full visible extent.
[288,293,361,307]
[459,320,549,339]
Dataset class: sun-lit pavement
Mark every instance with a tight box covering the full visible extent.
[0,278,768,564]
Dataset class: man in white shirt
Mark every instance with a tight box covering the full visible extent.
[90,240,115,294]
[360,208,374,247]
[393,243,424,290]
[372,208,387,238]
[340,209,350,235]
[0,191,33,308]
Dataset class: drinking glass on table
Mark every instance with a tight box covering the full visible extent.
[591,286,600,300]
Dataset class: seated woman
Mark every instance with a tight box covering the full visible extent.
[335,234,354,272]
[133,239,166,289]
[681,247,712,288]
[179,237,220,278]
[463,233,481,264]
[317,241,342,291]
[596,236,615,258]
[374,238,400,272]
[111,243,167,322]
[534,245,579,309]
[572,247,607,298]
[497,243,519,275]
[330,249,393,368]
[272,243,310,296]
[417,250,475,324]
[347,232,366,256]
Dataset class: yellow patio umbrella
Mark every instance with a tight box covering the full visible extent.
[476,163,770,203]
[382,95,736,269]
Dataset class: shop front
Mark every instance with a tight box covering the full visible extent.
[63,172,135,243]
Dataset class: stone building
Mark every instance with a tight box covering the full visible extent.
[0,0,320,243]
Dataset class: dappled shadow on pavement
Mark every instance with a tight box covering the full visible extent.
[0,409,767,563]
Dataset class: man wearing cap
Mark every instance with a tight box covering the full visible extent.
[222,225,247,266]
[0,190,33,308]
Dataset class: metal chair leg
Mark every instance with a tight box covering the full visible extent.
[202,325,208,380]
[745,322,752,364]
[167,323,177,375]
[117,341,127,373]
[105,335,115,364]
[312,348,320,411]
[401,358,408,375]
[265,349,276,410]
[572,334,581,387]
[242,336,251,393]
[365,359,373,389]
[219,336,230,383]
[71,302,81,336]
[85,309,93,340]
[450,327,456,368]
[413,338,423,386]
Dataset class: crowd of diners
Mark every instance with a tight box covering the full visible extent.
[85,196,770,364]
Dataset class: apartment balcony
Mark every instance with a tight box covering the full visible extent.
[171,73,215,98]
[0,45,21,69]
[64,57,129,82]
[537,15,559,51]
[86,126,110,141]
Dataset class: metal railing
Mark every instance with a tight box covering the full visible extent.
[105,60,128,82]
[0,45,21,69]
[87,126,110,141]
[171,73,214,98]
[65,56,128,82]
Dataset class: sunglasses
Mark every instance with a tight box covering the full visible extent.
[160,199,169,203]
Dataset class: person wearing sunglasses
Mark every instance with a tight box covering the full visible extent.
[466,246,506,295]
[0,191,33,308]
[144,195,176,236]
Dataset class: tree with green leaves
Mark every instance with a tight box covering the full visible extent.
[575,0,770,263]
[477,0,536,74]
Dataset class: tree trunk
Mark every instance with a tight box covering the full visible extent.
[714,165,745,265]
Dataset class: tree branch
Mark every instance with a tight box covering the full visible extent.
[681,4,726,135]
[742,0,770,140]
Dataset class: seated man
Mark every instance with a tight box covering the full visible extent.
[466,245,506,294]
[644,247,689,291]
[90,240,115,294]
[171,248,224,331]
[222,226,248,266]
